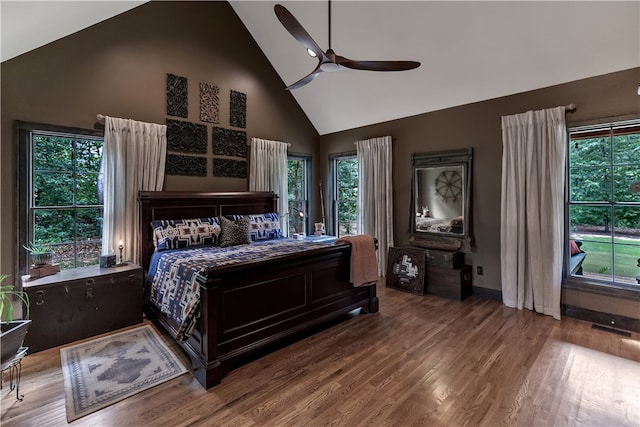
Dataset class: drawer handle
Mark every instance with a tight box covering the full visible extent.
[35,290,45,306]
[85,287,94,300]
[86,278,95,286]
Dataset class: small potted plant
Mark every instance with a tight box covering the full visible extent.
[0,274,31,363]
[23,241,53,266]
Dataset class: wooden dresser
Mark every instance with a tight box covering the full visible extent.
[22,264,143,353]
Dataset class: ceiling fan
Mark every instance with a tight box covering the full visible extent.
[274,2,421,90]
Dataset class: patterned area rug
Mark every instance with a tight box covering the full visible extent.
[60,325,188,422]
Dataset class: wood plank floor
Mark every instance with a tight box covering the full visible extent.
[2,281,639,426]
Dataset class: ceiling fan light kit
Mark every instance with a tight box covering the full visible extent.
[274,2,420,90]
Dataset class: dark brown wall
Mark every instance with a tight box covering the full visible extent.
[320,67,640,319]
[0,1,319,279]
[2,1,638,319]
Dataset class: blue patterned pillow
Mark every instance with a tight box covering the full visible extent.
[152,217,221,251]
[248,213,283,241]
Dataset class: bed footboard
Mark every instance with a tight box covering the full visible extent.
[191,245,376,388]
[145,244,377,388]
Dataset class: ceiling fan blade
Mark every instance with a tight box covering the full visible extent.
[285,64,323,90]
[336,55,421,72]
[274,4,327,61]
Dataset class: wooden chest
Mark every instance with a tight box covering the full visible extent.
[22,264,143,353]
[423,249,464,269]
[426,265,472,301]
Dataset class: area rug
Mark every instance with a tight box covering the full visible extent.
[60,325,188,422]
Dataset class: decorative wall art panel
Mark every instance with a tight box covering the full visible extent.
[200,82,220,123]
[166,119,207,154]
[166,154,207,177]
[166,74,188,118]
[213,127,247,158]
[213,158,247,178]
[386,247,426,295]
[230,90,247,128]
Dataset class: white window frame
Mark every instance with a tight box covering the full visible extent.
[564,119,640,300]
[330,152,359,238]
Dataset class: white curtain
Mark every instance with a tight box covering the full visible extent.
[356,136,394,276]
[102,117,167,264]
[500,106,567,320]
[249,138,289,236]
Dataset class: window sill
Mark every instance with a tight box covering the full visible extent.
[563,276,640,301]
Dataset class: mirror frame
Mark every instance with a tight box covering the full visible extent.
[409,148,473,252]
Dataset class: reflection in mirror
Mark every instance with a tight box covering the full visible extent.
[415,165,465,234]
[410,148,472,252]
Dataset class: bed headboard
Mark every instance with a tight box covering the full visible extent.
[138,191,279,272]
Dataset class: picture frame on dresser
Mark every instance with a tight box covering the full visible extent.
[386,247,426,295]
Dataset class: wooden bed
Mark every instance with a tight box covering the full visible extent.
[138,191,379,389]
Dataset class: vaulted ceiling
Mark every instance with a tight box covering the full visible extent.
[2,1,639,135]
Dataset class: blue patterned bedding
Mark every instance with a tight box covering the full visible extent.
[148,238,338,340]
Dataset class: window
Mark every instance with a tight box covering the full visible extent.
[567,120,640,286]
[17,122,104,273]
[332,153,359,237]
[287,154,311,235]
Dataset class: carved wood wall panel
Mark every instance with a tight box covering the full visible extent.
[166,154,207,177]
[230,90,247,128]
[213,158,246,178]
[167,73,188,118]
[213,127,247,157]
[166,119,207,154]
[200,83,220,124]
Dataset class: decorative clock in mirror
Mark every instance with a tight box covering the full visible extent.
[410,148,472,252]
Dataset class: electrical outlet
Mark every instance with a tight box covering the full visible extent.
[477,266,483,275]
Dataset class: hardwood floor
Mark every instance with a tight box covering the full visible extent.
[2,281,639,426]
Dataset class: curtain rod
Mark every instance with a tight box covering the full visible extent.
[500,104,576,121]
[99,115,294,147]
[246,140,291,146]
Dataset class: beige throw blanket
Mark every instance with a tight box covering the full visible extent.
[335,235,378,286]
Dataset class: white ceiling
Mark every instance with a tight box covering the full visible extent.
[2,1,639,135]
[0,1,146,63]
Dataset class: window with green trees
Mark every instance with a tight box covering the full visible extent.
[287,155,310,235]
[568,121,640,285]
[333,155,359,237]
[17,122,104,272]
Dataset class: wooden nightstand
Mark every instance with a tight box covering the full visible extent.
[22,264,143,353]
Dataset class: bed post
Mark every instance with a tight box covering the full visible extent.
[366,284,379,313]
[188,279,227,389]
